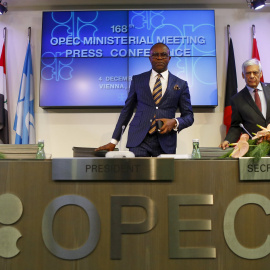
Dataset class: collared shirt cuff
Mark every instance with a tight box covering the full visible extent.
[110,139,118,145]
[173,118,179,131]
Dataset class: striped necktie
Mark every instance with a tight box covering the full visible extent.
[149,74,162,134]
[254,89,262,112]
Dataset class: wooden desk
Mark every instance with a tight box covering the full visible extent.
[0,159,270,270]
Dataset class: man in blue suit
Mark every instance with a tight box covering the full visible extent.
[96,43,194,157]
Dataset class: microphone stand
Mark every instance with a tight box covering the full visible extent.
[239,123,252,138]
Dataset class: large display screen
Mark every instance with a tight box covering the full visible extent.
[40,10,217,107]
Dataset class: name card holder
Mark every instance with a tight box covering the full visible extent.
[239,157,270,181]
[52,158,174,181]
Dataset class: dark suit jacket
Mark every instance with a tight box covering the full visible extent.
[225,83,270,143]
[112,70,194,154]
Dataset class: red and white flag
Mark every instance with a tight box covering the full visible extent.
[0,43,9,144]
[252,37,264,82]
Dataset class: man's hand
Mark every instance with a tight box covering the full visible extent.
[95,143,116,152]
[219,140,230,150]
[156,118,177,134]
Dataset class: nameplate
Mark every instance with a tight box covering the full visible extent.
[52,158,174,181]
[239,157,270,181]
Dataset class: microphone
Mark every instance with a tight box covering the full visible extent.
[239,123,252,138]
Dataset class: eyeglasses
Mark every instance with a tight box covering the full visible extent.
[245,71,260,77]
[150,52,169,59]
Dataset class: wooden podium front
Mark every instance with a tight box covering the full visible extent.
[0,159,270,270]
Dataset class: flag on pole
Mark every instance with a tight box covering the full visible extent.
[0,43,9,144]
[13,42,35,144]
[224,38,238,134]
[252,37,264,82]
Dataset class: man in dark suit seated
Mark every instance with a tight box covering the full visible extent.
[96,42,194,157]
[220,58,270,149]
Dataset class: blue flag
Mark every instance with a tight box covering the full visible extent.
[13,42,35,144]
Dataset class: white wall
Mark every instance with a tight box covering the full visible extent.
[0,8,269,157]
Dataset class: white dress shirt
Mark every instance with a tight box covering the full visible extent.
[149,69,169,96]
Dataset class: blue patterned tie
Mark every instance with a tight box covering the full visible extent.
[149,74,162,134]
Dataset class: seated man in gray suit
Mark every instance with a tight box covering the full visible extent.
[220,58,270,149]
[96,42,194,157]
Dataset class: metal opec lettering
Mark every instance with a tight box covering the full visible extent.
[41,194,270,260]
[224,194,270,259]
[42,195,101,260]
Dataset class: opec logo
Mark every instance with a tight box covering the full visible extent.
[0,193,23,258]
[0,193,100,261]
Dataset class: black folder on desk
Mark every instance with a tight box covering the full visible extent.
[72,147,119,157]
[200,147,231,158]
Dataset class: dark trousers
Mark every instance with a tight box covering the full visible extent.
[129,133,166,157]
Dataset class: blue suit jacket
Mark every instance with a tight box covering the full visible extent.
[225,83,270,143]
[112,70,194,154]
